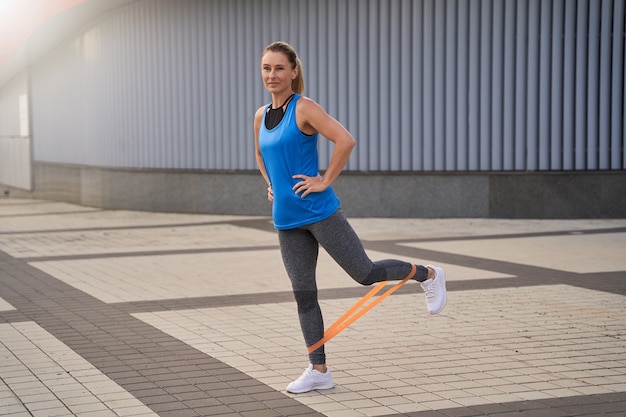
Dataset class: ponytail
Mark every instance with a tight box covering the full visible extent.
[292,57,304,94]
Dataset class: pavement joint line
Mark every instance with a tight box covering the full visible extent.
[0,218,272,236]
[0,209,103,220]
[18,245,281,263]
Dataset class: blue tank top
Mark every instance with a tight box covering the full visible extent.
[259,94,340,230]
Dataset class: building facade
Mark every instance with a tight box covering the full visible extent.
[0,0,624,218]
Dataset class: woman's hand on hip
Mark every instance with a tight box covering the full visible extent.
[292,174,327,198]
[267,185,274,202]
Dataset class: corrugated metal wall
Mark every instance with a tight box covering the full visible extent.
[30,0,625,172]
[0,73,31,190]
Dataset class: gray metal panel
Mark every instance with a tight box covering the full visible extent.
[441,0,454,170]
[0,72,31,190]
[587,0,601,170]
[575,0,588,170]
[456,0,468,171]
[491,0,504,171]
[598,0,613,170]
[611,0,625,170]
[550,0,563,170]
[22,0,624,173]
[514,0,528,171]
[538,0,551,171]
[423,0,435,171]
[468,0,482,171]
[527,0,540,170]
[411,0,424,171]
[502,0,516,171]
[562,0,576,170]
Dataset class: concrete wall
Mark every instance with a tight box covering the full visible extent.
[2,163,624,219]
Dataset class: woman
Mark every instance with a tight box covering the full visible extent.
[253,41,447,394]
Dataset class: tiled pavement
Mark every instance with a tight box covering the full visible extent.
[0,198,625,417]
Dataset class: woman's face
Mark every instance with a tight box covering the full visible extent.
[261,51,296,95]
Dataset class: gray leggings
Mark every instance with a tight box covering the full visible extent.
[278,209,428,364]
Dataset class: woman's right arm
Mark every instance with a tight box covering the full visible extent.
[254,106,273,202]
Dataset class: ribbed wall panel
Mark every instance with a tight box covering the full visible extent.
[0,73,31,190]
[27,0,624,172]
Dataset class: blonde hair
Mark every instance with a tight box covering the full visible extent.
[262,41,304,94]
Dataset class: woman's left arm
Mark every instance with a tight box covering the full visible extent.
[293,97,356,197]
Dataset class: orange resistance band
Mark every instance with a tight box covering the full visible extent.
[307,264,416,353]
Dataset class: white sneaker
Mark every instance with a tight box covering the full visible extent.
[286,365,334,393]
[421,265,447,314]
